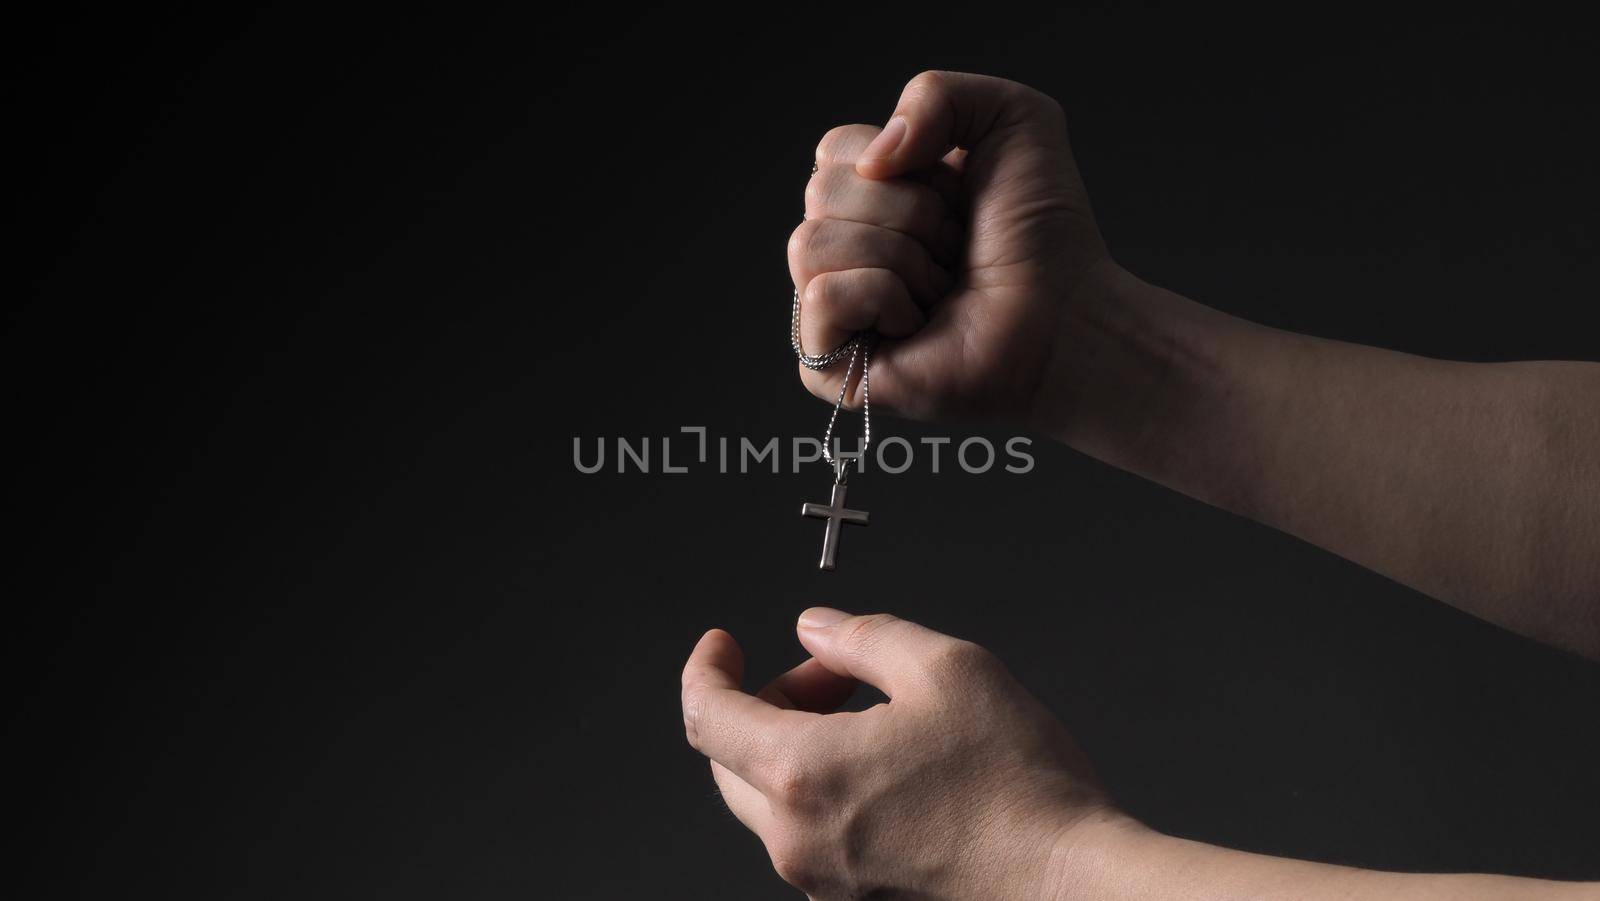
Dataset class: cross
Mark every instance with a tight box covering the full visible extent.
[801,481,869,570]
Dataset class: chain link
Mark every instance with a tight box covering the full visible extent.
[817,334,870,469]
[791,288,859,369]
[792,288,872,471]
[792,162,872,478]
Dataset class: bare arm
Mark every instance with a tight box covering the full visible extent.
[1036,265,1600,658]
[764,69,1600,901]
[793,69,1600,659]
[682,612,1600,900]
[1060,811,1598,900]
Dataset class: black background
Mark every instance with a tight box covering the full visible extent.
[12,6,1600,898]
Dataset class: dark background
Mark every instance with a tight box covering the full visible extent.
[11,6,1600,897]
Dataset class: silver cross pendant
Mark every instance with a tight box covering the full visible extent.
[801,458,869,570]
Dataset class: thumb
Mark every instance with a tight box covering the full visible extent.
[794,607,956,698]
[854,70,1059,180]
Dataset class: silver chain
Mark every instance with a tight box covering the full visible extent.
[816,332,870,467]
[792,162,872,476]
[791,288,860,369]
[792,290,872,469]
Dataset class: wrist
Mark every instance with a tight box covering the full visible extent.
[1028,262,1246,479]
[1037,805,1157,901]
[945,797,1115,901]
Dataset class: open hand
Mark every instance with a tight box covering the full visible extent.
[680,609,1117,899]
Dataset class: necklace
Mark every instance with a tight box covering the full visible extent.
[792,287,872,570]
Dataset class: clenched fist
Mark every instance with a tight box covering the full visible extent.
[791,70,1113,423]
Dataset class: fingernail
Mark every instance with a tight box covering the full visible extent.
[861,117,908,163]
[798,607,850,630]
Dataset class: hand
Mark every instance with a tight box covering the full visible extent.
[680,608,1118,899]
[791,71,1115,423]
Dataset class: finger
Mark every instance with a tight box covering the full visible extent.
[795,325,924,418]
[797,305,974,420]
[855,70,1058,180]
[814,123,884,166]
[812,127,967,259]
[796,351,869,416]
[797,268,923,364]
[681,629,810,786]
[759,657,857,714]
[710,760,773,836]
[806,164,953,257]
[788,218,950,308]
[793,608,968,698]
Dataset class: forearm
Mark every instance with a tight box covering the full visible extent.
[1046,813,1598,900]
[1035,264,1600,658]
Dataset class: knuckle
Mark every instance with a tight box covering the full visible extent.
[1025,86,1065,122]
[1041,90,1066,119]
[1001,79,1064,123]
[927,638,996,684]
[787,219,820,265]
[816,124,869,163]
[803,164,843,216]
[767,756,817,807]
[768,836,818,891]
[802,271,837,314]
[803,172,824,212]
[815,125,849,161]
[905,69,950,102]
[767,733,844,812]
[841,613,898,656]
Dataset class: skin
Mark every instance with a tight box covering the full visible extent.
[687,71,1600,898]
[683,614,1598,899]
